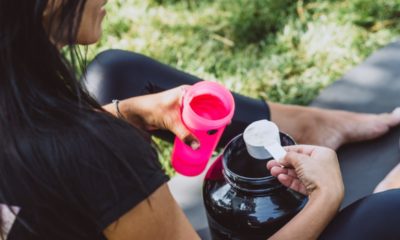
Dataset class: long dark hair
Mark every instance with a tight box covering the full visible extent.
[0,0,148,238]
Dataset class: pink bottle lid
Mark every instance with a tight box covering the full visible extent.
[181,81,235,130]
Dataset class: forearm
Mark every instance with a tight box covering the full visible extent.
[269,191,343,240]
[103,96,151,129]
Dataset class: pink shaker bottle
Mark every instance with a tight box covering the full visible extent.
[172,81,235,176]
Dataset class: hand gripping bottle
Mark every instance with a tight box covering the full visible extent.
[172,81,235,176]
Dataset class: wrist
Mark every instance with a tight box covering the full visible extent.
[112,100,125,119]
[309,186,344,208]
[117,98,148,129]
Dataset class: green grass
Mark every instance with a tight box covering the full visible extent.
[88,0,400,175]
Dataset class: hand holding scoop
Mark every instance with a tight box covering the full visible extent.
[243,120,286,161]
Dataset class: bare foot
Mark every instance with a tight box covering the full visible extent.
[270,103,400,150]
[374,163,400,193]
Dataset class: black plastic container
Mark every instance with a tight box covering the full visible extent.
[203,133,307,240]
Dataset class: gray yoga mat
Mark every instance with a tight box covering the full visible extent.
[311,40,400,207]
[169,39,400,239]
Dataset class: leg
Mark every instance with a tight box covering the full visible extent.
[271,103,400,150]
[85,50,400,150]
[319,189,400,240]
[84,49,270,147]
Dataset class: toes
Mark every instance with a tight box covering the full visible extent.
[393,107,400,116]
[379,111,400,127]
[391,107,400,125]
[357,120,390,140]
[379,107,400,127]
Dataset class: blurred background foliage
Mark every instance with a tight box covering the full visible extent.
[88,0,400,175]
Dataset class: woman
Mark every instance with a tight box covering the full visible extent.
[1,0,400,239]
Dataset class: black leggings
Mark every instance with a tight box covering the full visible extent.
[320,189,400,240]
[84,49,400,240]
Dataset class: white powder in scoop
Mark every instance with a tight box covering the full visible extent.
[243,120,279,146]
[244,126,271,145]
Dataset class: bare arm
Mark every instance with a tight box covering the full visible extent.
[103,183,200,240]
[102,85,199,148]
[102,95,152,130]
[269,191,342,240]
[267,145,345,240]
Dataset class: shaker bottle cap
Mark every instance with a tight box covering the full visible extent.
[243,120,286,161]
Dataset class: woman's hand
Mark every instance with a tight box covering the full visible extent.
[103,85,200,149]
[267,145,344,201]
[267,145,344,240]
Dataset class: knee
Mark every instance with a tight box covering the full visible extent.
[84,50,154,104]
[320,189,400,239]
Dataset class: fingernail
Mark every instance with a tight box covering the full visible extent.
[184,137,200,150]
[191,141,200,150]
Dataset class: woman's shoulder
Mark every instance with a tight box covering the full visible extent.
[13,110,159,178]
[58,111,156,163]
[65,110,145,140]
[7,110,165,190]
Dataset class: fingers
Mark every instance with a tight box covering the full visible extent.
[160,85,190,105]
[162,85,201,150]
[267,160,297,178]
[184,135,200,150]
[283,145,317,155]
[270,166,297,178]
[173,124,200,150]
[267,159,307,195]
[277,174,307,195]
[270,144,341,197]
[266,160,281,170]
[279,151,310,169]
[277,174,293,188]
[383,108,400,127]
[267,161,295,177]
[178,85,190,104]
[393,107,400,117]
[269,165,288,176]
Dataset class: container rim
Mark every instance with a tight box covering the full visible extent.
[222,133,296,192]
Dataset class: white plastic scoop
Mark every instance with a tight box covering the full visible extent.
[243,120,286,161]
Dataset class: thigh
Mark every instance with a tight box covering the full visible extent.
[84,50,270,146]
[84,49,200,104]
[319,189,400,240]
